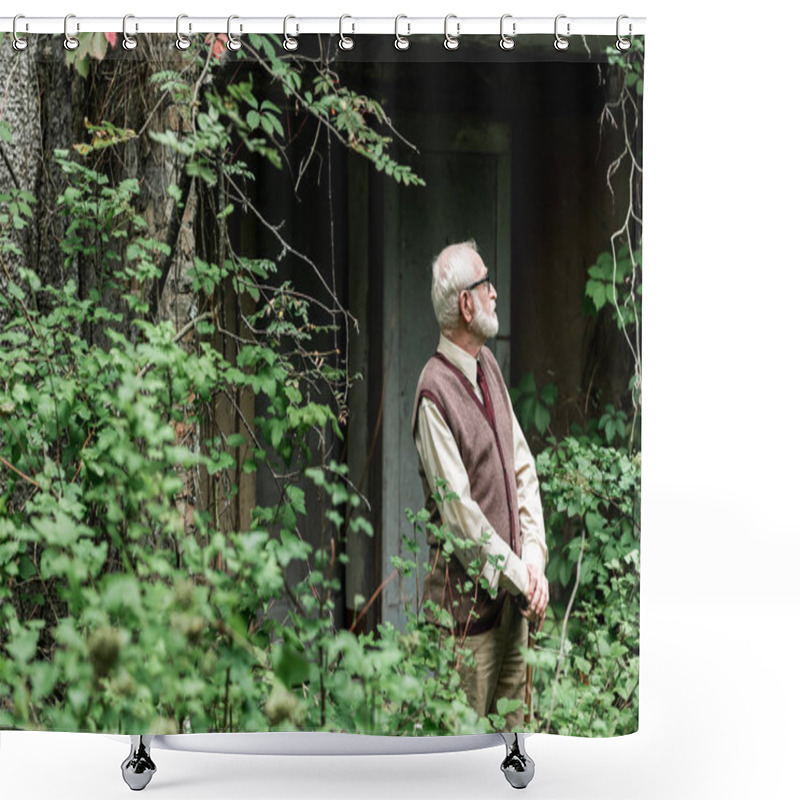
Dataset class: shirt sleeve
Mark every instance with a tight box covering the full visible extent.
[510,406,548,573]
[414,397,529,597]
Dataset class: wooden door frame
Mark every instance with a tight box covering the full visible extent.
[379,114,513,627]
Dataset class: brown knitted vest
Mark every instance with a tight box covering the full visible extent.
[412,345,521,636]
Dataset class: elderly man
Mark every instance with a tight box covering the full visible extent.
[412,240,549,729]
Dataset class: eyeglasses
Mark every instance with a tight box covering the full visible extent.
[463,273,492,292]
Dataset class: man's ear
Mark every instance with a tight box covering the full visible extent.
[459,290,474,325]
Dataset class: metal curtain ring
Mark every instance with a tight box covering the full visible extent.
[616,14,632,51]
[339,15,355,50]
[12,14,28,51]
[554,14,570,51]
[500,14,516,50]
[63,13,79,51]
[283,15,299,51]
[227,15,242,51]
[444,14,460,51]
[122,14,138,51]
[394,15,410,51]
[175,14,191,50]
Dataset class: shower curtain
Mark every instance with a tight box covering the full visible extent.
[0,22,643,740]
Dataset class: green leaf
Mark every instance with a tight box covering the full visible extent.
[609,641,627,659]
[585,511,606,536]
[595,252,613,278]
[72,52,90,79]
[101,575,142,615]
[167,183,183,205]
[7,623,41,664]
[285,484,306,516]
[533,403,550,435]
[88,32,109,61]
[592,283,607,311]
[518,373,536,396]
[539,383,558,406]
[519,396,535,430]
[574,656,592,674]
[495,697,522,717]
[272,642,310,687]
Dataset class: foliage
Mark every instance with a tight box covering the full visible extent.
[401,484,503,624]
[596,405,629,447]
[64,33,119,79]
[242,34,426,187]
[585,245,642,331]
[0,229,488,732]
[0,32,645,740]
[527,438,640,736]
[508,42,644,736]
[514,256,642,734]
[606,37,645,97]
[0,35,500,737]
[510,373,558,438]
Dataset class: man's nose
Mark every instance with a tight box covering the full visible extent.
[489,283,498,300]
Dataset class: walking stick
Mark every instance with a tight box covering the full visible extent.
[524,624,535,724]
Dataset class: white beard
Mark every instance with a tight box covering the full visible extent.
[471,301,499,340]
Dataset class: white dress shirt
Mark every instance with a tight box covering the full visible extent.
[414,335,548,598]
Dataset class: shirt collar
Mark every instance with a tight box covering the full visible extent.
[437,334,480,391]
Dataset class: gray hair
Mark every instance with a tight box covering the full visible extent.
[431,240,479,333]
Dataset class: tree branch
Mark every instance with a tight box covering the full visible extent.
[0,456,40,489]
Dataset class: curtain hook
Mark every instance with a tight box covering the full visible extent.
[339,15,355,50]
[122,15,138,51]
[444,14,460,51]
[63,13,80,51]
[175,14,191,50]
[500,14,516,51]
[283,15,299,51]
[554,14,570,51]
[616,15,632,51]
[394,14,410,51]
[12,14,28,51]
[227,15,242,51]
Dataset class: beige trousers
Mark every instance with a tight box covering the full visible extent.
[458,595,530,731]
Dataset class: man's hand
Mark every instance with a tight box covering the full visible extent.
[523,563,549,632]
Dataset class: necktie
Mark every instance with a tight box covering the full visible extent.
[476,360,496,429]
